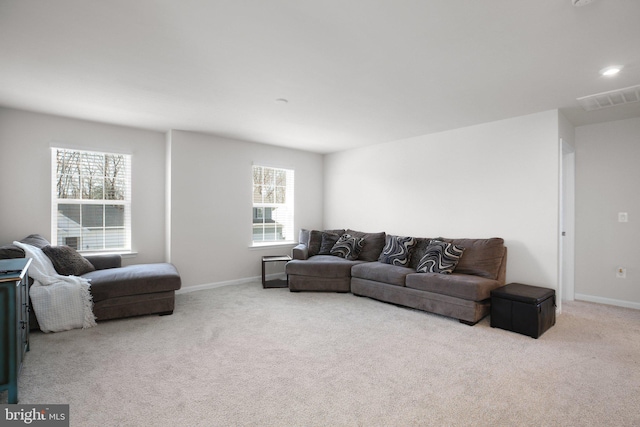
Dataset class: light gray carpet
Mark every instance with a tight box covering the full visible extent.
[4,282,640,426]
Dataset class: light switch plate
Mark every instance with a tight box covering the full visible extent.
[618,212,628,222]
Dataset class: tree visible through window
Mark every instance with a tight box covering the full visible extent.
[52,148,131,252]
[252,165,294,243]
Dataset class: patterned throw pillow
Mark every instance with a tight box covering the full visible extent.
[330,234,365,260]
[379,235,416,266]
[416,240,465,274]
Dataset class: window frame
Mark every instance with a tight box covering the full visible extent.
[251,164,295,246]
[51,147,132,254]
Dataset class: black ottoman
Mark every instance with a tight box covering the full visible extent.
[490,283,556,338]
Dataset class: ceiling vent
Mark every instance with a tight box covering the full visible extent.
[577,85,640,111]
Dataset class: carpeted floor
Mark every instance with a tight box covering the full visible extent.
[3,281,640,426]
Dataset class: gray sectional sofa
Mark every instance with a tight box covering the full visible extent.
[286,229,385,292]
[0,234,181,330]
[286,229,507,325]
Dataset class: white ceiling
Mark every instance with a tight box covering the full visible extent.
[1,0,639,154]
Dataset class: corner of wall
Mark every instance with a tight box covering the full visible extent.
[558,110,576,151]
[165,130,172,263]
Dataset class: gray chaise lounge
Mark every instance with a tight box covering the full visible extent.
[0,234,181,330]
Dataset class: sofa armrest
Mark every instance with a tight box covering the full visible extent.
[496,247,507,285]
[84,254,122,270]
[292,244,309,260]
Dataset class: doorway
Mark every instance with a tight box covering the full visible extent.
[560,139,576,307]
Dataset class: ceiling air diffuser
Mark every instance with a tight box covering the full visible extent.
[572,0,597,6]
[577,85,640,111]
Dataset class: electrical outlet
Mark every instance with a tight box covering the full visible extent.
[616,267,627,279]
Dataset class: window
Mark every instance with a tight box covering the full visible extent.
[52,148,131,252]
[252,165,294,244]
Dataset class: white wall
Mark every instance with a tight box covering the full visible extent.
[0,108,323,287]
[575,117,640,308]
[324,110,561,289]
[0,107,167,265]
[7,105,638,308]
[168,130,323,288]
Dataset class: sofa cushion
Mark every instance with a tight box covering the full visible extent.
[378,235,416,267]
[345,229,386,262]
[20,234,51,249]
[408,238,433,270]
[351,262,413,287]
[298,228,349,257]
[318,232,341,254]
[299,229,327,257]
[442,238,506,280]
[405,272,502,301]
[306,230,323,256]
[0,235,53,260]
[323,229,346,237]
[83,263,181,302]
[0,234,50,259]
[416,240,465,274]
[42,245,95,276]
[285,255,363,278]
[330,234,364,260]
[0,244,24,260]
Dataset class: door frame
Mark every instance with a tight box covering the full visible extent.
[559,138,576,309]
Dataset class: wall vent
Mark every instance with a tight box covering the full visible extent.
[572,0,597,6]
[577,85,640,111]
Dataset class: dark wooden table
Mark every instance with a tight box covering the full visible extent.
[262,255,292,288]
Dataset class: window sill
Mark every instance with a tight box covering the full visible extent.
[249,241,297,250]
[80,250,138,259]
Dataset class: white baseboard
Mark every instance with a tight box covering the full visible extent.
[176,273,286,294]
[182,286,640,310]
[574,293,640,310]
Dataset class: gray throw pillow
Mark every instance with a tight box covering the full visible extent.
[307,230,323,256]
[345,229,386,262]
[20,234,51,249]
[42,245,96,276]
[416,240,464,274]
[318,232,340,255]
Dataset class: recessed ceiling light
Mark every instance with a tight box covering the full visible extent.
[275,98,289,104]
[600,65,623,77]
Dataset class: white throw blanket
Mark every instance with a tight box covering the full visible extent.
[14,241,96,333]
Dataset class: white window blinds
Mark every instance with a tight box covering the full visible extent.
[51,148,131,252]
[252,165,294,243]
